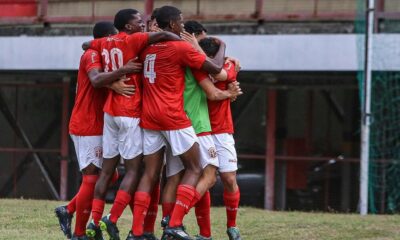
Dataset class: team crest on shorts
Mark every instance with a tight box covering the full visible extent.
[208,147,217,158]
[94,146,103,158]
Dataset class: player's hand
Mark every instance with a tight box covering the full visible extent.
[150,25,163,32]
[227,81,243,98]
[225,57,241,72]
[109,78,135,97]
[181,31,199,47]
[121,58,142,74]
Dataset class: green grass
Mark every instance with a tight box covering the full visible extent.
[0,199,400,239]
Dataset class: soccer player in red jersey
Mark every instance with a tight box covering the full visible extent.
[130,6,225,240]
[200,37,242,240]
[84,9,181,240]
[54,22,140,240]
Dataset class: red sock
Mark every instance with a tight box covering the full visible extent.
[74,175,98,236]
[195,191,211,238]
[132,191,151,236]
[162,202,175,218]
[143,183,160,233]
[223,189,240,228]
[66,195,77,214]
[109,190,131,223]
[169,185,195,227]
[190,190,201,209]
[91,198,105,226]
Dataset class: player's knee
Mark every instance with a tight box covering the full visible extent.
[221,173,237,189]
[207,173,217,188]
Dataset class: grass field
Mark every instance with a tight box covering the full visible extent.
[1,199,400,240]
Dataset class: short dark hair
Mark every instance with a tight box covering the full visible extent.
[114,8,139,31]
[156,6,181,29]
[199,37,220,58]
[184,20,207,35]
[151,8,159,21]
[92,21,117,39]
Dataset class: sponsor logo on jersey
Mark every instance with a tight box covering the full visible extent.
[228,159,237,163]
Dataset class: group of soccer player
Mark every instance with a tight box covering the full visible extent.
[55,5,242,240]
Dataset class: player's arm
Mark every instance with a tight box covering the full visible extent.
[213,60,239,82]
[200,40,226,74]
[147,31,181,44]
[198,77,242,101]
[88,59,142,88]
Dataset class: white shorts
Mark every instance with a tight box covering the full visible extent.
[166,135,218,177]
[212,133,238,173]
[143,126,198,156]
[70,134,103,171]
[102,113,143,160]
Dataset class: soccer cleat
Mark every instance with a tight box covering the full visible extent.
[160,216,170,229]
[226,227,241,240]
[194,235,212,240]
[55,205,73,239]
[99,214,120,240]
[143,232,159,240]
[162,226,193,240]
[71,234,89,240]
[86,221,104,240]
[125,231,147,240]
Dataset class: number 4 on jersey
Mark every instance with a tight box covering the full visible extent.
[144,54,156,83]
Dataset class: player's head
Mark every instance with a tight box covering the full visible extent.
[184,20,207,41]
[199,37,220,58]
[148,8,160,32]
[92,21,117,39]
[114,8,145,34]
[156,6,183,35]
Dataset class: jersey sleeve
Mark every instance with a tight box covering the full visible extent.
[191,68,209,83]
[127,32,150,54]
[224,61,238,82]
[177,42,207,70]
[90,38,102,52]
[84,50,102,73]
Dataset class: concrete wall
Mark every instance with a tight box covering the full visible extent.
[1,34,400,71]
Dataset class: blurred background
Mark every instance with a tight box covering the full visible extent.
[0,0,399,214]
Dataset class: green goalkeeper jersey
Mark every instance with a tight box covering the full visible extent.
[183,67,211,135]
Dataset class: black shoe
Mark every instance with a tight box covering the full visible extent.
[226,227,241,240]
[55,205,73,239]
[86,221,104,240]
[71,234,89,240]
[99,214,120,240]
[126,231,147,240]
[163,226,193,240]
[160,216,170,229]
[143,232,159,240]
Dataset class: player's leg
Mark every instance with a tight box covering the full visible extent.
[56,135,102,239]
[143,178,161,239]
[214,133,241,240]
[101,117,143,240]
[87,113,120,239]
[192,135,218,239]
[161,148,185,228]
[163,127,202,239]
[130,129,166,238]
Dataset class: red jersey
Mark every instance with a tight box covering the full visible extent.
[207,61,237,134]
[91,32,149,117]
[140,41,207,130]
[69,49,107,136]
